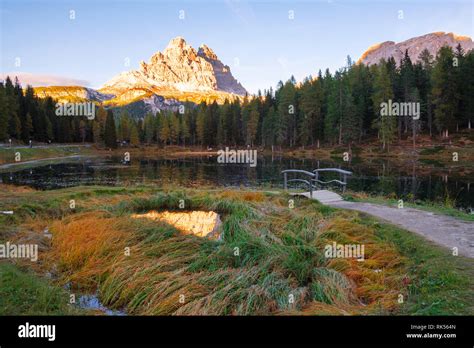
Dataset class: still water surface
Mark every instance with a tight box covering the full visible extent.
[1,155,472,210]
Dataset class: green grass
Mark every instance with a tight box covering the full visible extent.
[0,184,472,315]
[0,145,92,166]
[419,146,445,156]
[0,263,80,315]
[365,219,474,315]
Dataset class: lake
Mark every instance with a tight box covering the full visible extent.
[1,154,473,211]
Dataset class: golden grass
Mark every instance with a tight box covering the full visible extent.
[217,191,266,202]
[318,217,406,313]
[0,184,36,194]
[46,212,131,287]
[30,189,410,315]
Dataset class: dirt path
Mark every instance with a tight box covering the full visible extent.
[328,200,474,258]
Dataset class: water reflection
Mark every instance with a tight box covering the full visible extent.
[0,155,472,210]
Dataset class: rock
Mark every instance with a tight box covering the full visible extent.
[33,37,247,115]
[358,32,474,66]
[100,36,247,97]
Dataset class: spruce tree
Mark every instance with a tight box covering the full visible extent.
[129,123,139,146]
[432,46,458,137]
[0,84,8,140]
[372,61,396,151]
[104,110,117,148]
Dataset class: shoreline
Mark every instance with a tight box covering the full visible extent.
[1,140,472,165]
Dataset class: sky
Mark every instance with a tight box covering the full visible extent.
[1,0,473,94]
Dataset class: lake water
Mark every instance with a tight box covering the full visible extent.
[1,154,473,211]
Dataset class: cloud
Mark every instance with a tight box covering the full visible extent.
[0,72,90,87]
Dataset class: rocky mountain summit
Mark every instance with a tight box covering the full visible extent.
[358,32,474,66]
[33,37,247,116]
[100,37,246,96]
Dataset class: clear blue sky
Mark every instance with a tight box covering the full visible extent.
[1,0,472,93]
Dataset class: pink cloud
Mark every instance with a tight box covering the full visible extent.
[0,72,90,87]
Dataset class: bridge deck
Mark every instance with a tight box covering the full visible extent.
[290,190,344,204]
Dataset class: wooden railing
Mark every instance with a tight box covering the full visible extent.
[282,169,316,198]
[282,168,352,196]
[313,168,352,193]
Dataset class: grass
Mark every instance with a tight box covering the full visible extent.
[0,262,79,315]
[419,146,445,156]
[0,184,472,315]
[366,220,474,315]
[0,145,93,166]
[343,191,474,222]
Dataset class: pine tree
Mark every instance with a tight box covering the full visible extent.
[4,77,20,140]
[143,113,155,144]
[24,113,33,142]
[372,61,396,151]
[231,99,243,145]
[92,107,107,144]
[299,110,311,147]
[462,51,474,129]
[170,113,180,144]
[160,113,171,145]
[196,105,206,146]
[119,111,131,142]
[299,77,323,146]
[349,64,373,141]
[104,110,117,149]
[92,119,101,144]
[181,113,191,146]
[216,108,225,145]
[455,44,472,130]
[129,123,139,146]
[432,46,458,137]
[277,79,298,147]
[246,107,259,146]
[417,48,434,136]
[262,105,277,148]
[0,84,8,140]
[45,116,53,142]
[400,50,415,139]
[325,70,342,144]
[79,120,87,142]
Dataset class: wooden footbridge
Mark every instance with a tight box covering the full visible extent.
[282,168,352,204]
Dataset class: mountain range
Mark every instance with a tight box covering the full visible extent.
[32,32,473,117]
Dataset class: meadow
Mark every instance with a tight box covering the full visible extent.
[0,184,472,315]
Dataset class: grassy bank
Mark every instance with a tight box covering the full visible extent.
[2,135,474,166]
[0,145,95,165]
[0,184,472,315]
[0,263,80,315]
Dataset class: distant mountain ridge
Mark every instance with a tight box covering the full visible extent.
[358,32,474,66]
[34,86,114,104]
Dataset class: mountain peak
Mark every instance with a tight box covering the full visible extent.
[100,37,247,97]
[165,36,192,53]
[198,44,218,61]
[358,31,474,66]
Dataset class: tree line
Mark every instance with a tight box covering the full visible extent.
[1,44,472,150]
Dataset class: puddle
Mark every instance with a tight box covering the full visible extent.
[78,294,126,316]
[131,210,222,239]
